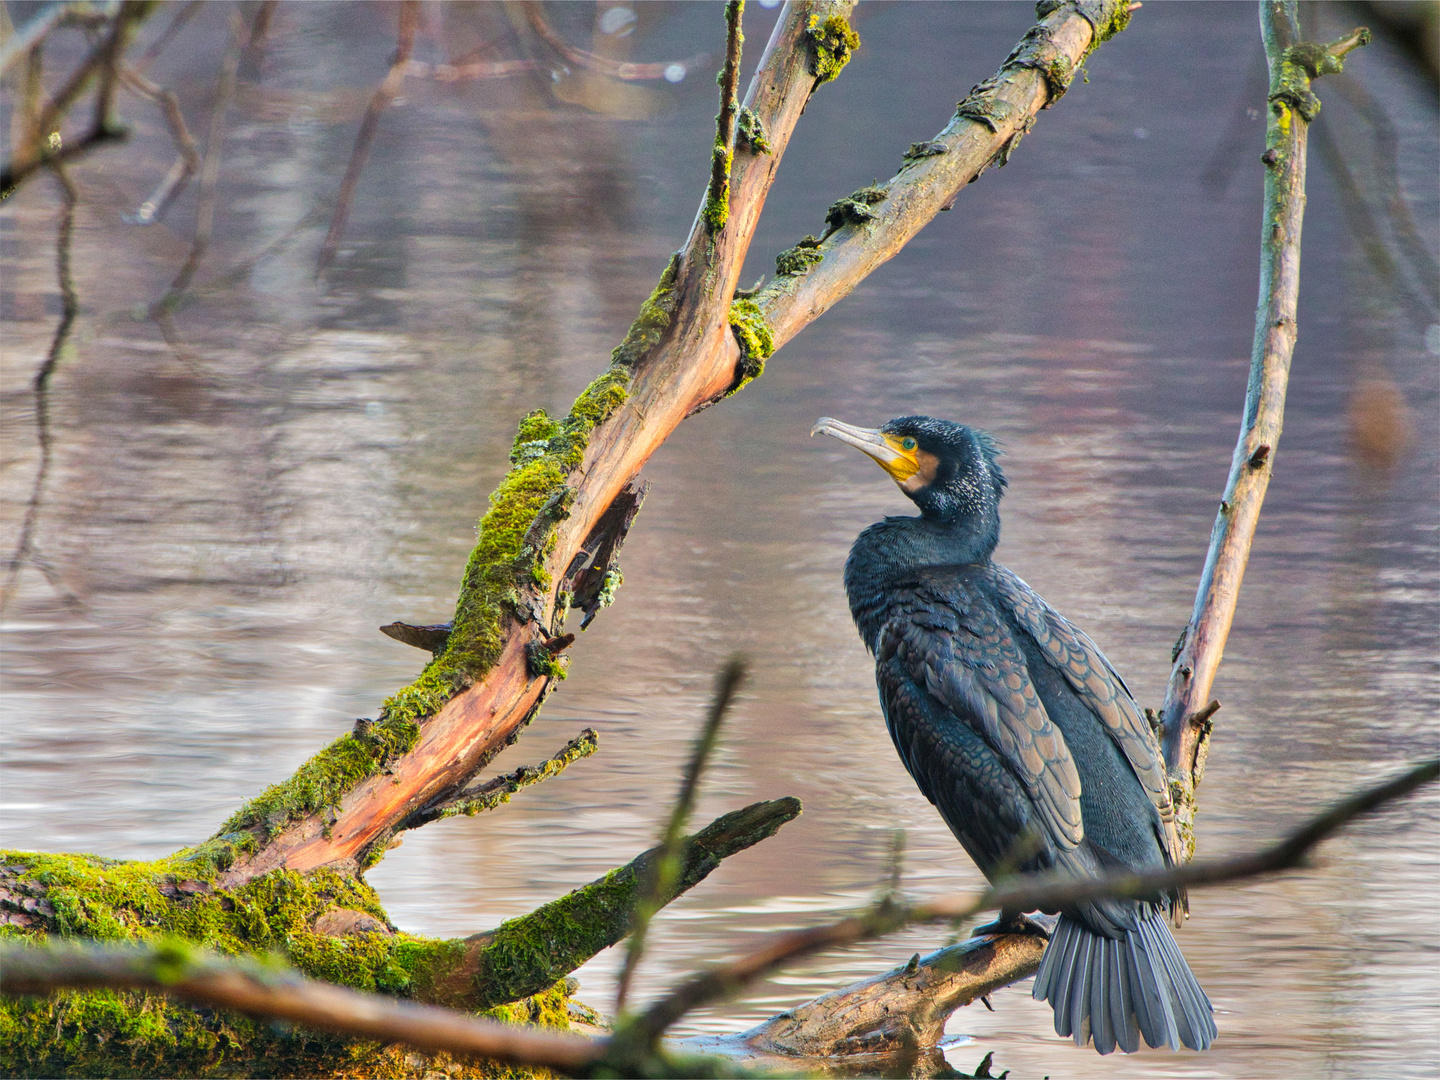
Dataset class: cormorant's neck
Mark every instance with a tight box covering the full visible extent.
[843,509,1000,648]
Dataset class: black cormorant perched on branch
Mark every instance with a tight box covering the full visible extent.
[813,414,1215,1055]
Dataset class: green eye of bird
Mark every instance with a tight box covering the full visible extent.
[901,437,916,450]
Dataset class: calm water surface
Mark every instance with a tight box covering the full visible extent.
[2,4,1437,1077]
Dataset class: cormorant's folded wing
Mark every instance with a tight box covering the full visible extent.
[987,569,1184,868]
[876,579,1084,855]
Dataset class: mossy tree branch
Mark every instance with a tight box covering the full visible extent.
[11,762,1427,1074]
[214,0,857,886]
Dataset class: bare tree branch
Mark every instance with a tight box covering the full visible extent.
[1158,4,1371,858]
[7,761,1427,1074]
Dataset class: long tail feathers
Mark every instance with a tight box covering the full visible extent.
[1032,908,1215,1054]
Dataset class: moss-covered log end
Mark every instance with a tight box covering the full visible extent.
[0,980,574,1079]
[0,852,577,1077]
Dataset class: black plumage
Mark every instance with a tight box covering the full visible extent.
[814,414,1215,1055]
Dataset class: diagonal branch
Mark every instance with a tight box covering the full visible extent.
[626,757,1437,1045]
[399,729,598,830]
[212,0,853,887]
[8,761,1426,1075]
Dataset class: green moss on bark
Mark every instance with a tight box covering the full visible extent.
[0,853,575,1077]
[806,13,859,84]
[217,344,636,844]
[726,299,774,394]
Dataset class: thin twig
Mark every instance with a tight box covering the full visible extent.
[1156,4,1371,854]
[703,1,745,232]
[1,164,82,613]
[626,758,1437,1043]
[401,729,599,829]
[614,658,746,1012]
[314,1,418,275]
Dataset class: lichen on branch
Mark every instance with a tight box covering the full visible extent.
[727,298,775,393]
[806,12,859,85]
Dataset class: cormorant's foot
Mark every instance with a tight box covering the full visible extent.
[972,911,1054,939]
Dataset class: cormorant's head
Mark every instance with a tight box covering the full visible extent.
[811,415,1007,523]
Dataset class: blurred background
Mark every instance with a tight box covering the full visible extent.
[1,2,1437,1076]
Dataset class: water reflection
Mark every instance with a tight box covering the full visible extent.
[2,3,1436,1077]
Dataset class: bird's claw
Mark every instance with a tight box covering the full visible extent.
[972,911,1054,939]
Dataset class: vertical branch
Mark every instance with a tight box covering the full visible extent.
[315,0,419,275]
[703,1,745,232]
[1157,2,1370,857]
[614,658,747,1012]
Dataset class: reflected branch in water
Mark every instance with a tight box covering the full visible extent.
[1,164,81,614]
[0,1,150,198]
[314,1,419,276]
[521,0,709,83]
[147,10,244,318]
[134,0,203,73]
[118,66,201,226]
[1310,110,1436,333]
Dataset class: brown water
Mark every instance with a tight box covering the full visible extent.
[2,3,1437,1077]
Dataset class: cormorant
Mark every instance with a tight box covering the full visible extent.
[813,414,1215,1055]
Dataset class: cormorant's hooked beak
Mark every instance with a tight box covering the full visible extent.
[811,417,921,483]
